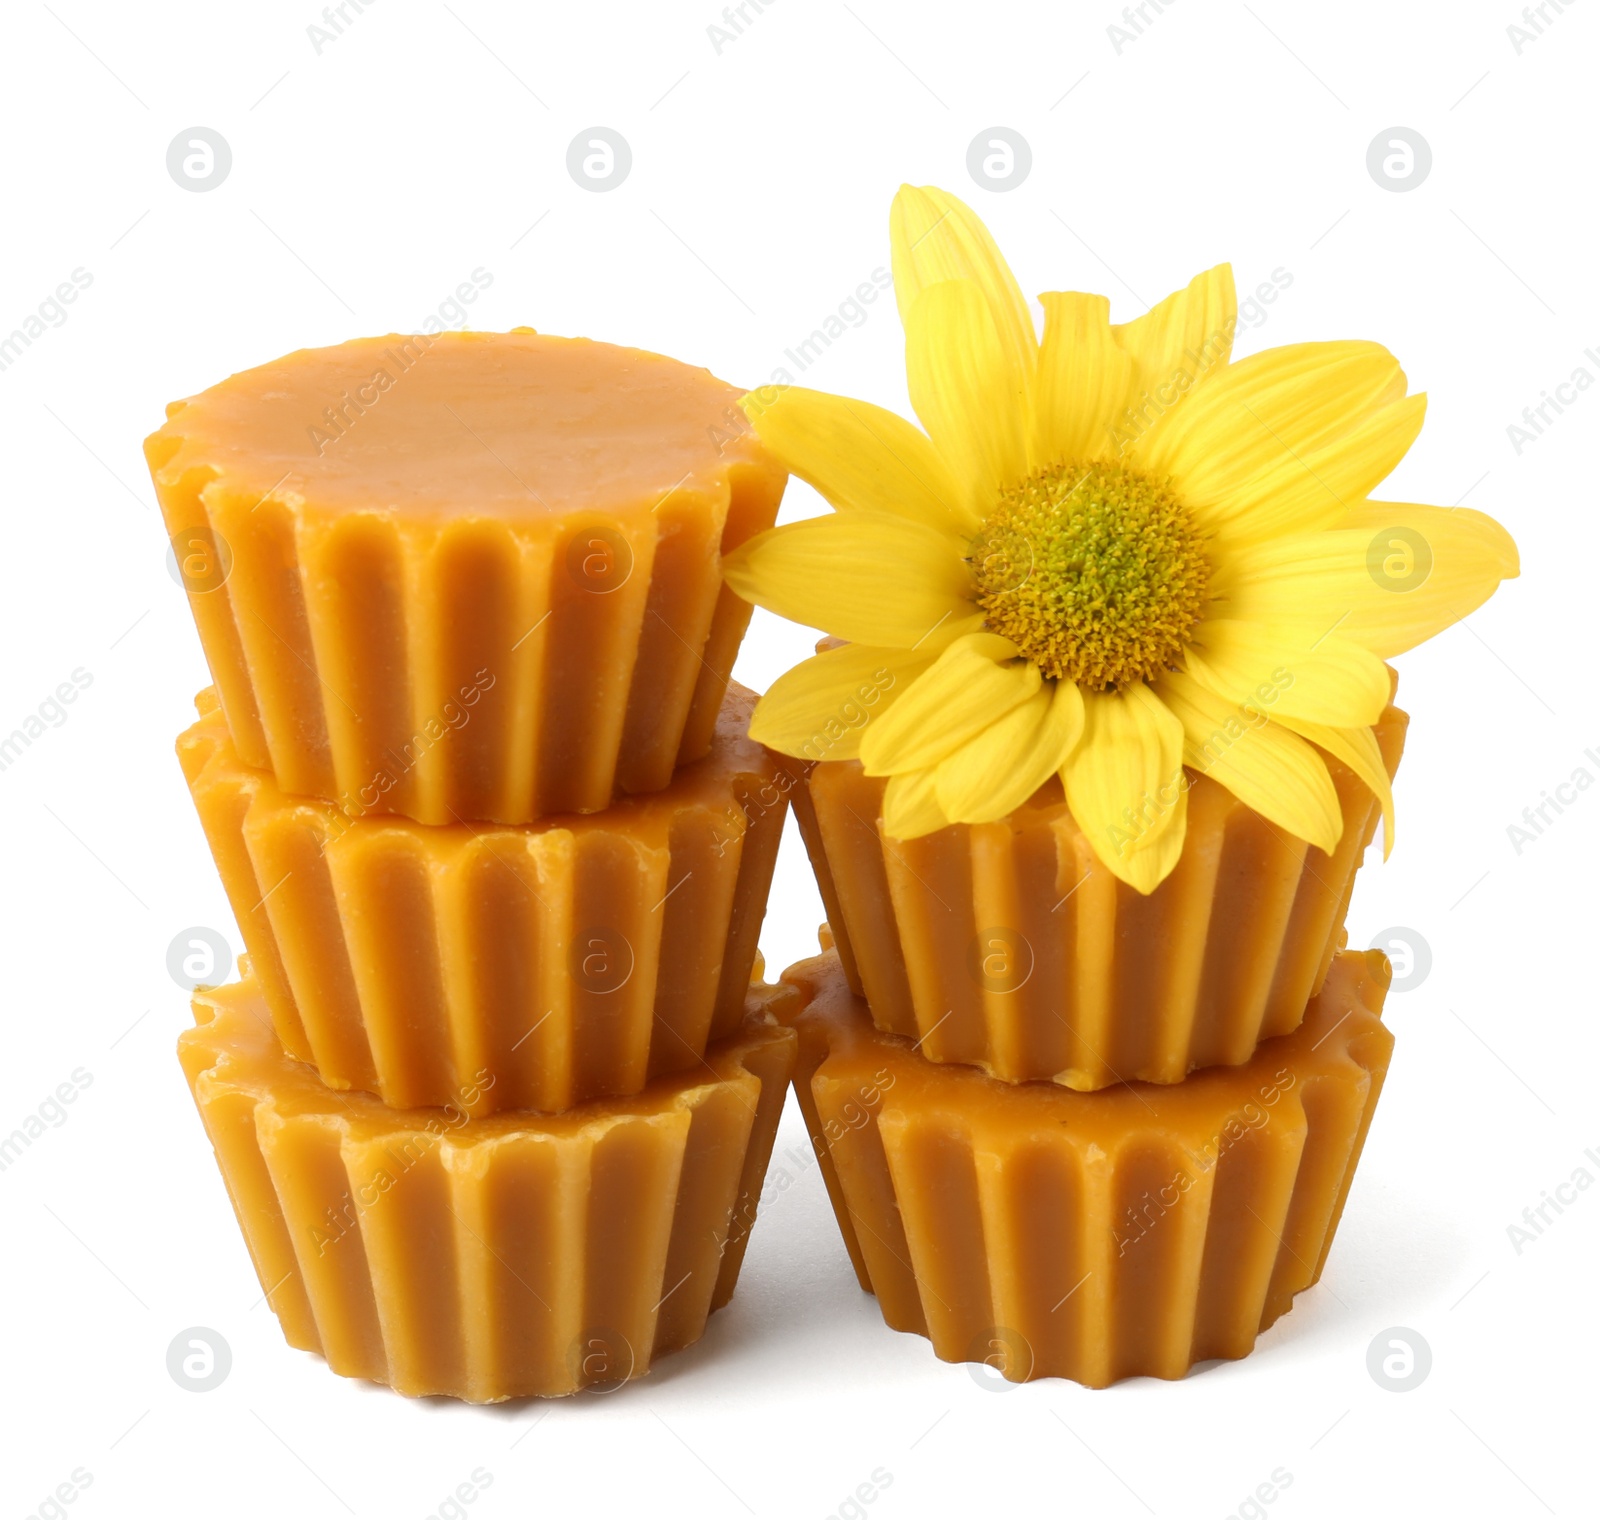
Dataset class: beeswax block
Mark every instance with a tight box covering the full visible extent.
[787,705,1405,1087]
[180,966,796,1401]
[147,330,785,824]
[179,682,789,1114]
[771,944,1392,1387]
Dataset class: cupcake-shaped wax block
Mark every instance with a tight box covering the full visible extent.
[147,330,786,825]
[772,945,1393,1388]
[784,699,1404,1085]
[726,185,1517,1084]
[179,965,795,1402]
[178,681,791,1114]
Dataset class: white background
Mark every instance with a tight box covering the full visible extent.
[0,2,1593,1517]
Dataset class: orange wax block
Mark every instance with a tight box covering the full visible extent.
[178,681,790,1115]
[180,965,795,1401]
[146,330,786,825]
[786,704,1406,1088]
[771,944,1393,1387]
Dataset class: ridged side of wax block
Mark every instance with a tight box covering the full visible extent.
[772,947,1392,1387]
[178,682,788,1115]
[180,969,796,1402]
[146,411,783,827]
[791,706,1406,1088]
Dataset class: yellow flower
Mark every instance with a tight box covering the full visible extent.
[726,185,1519,892]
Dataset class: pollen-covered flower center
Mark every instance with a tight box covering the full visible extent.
[967,459,1210,691]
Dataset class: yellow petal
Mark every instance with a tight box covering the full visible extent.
[1212,502,1520,658]
[1060,684,1188,886]
[737,385,972,533]
[859,631,1038,775]
[748,643,940,763]
[889,184,1036,387]
[934,680,1086,823]
[1182,619,1392,728]
[1274,713,1397,857]
[1108,263,1237,446]
[1135,341,1407,540]
[881,765,948,840]
[1106,789,1190,894]
[1226,392,1428,538]
[1032,292,1135,464]
[722,510,977,650]
[904,280,1029,520]
[1157,670,1342,854]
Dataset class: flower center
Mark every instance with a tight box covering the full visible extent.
[967,459,1210,691]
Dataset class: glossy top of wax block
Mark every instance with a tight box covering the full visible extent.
[145,329,775,521]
